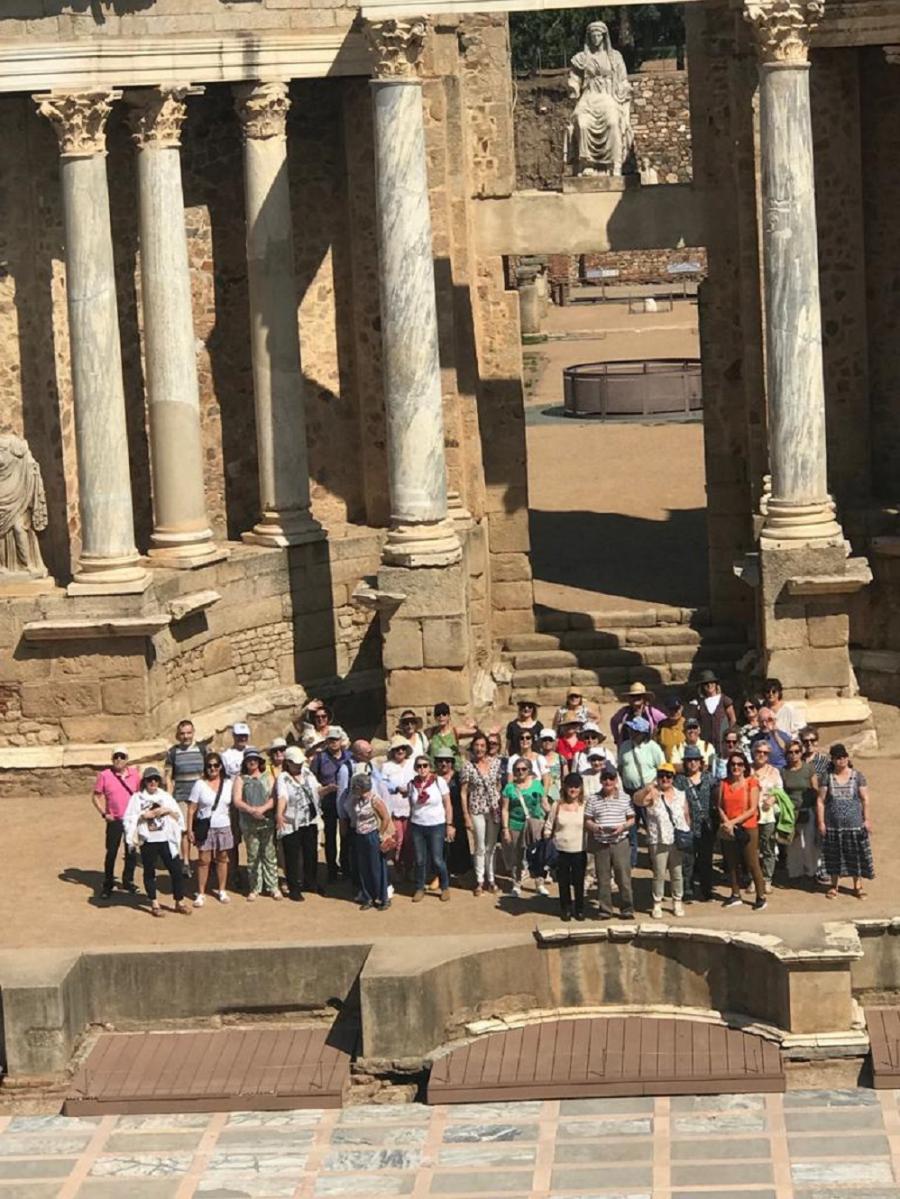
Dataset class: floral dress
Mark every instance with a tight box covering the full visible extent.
[460,758,503,822]
[822,769,874,879]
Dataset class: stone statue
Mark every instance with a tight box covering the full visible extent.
[0,435,48,577]
[566,21,634,176]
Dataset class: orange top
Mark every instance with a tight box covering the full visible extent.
[720,777,759,829]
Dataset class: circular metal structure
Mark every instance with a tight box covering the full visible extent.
[563,358,702,420]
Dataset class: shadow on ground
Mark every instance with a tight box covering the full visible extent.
[529,507,709,609]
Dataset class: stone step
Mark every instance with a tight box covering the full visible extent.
[510,653,744,694]
[503,625,746,655]
[506,643,747,672]
[535,605,712,632]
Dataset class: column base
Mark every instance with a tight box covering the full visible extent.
[382,520,462,568]
[759,497,844,548]
[68,552,151,596]
[241,509,325,549]
[148,534,230,571]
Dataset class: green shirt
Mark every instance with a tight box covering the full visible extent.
[429,729,461,769]
[503,780,546,831]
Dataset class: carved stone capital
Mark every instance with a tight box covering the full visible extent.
[234,81,290,141]
[363,17,428,80]
[33,89,121,158]
[127,85,202,149]
[744,0,823,64]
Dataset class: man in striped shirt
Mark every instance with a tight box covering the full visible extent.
[585,764,635,919]
[165,719,206,878]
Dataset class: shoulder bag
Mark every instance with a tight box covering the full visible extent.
[194,775,225,847]
[660,793,693,851]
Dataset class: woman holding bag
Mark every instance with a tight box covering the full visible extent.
[123,767,193,918]
[633,763,691,919]
[543,773,587,922]
[349,773,394,911]
[188,752,233,907]
[718,752,767,911]
[501,758,550,898]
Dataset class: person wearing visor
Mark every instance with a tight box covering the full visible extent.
[633,762,691,919]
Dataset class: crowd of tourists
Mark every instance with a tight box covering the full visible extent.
[92,673,874,921]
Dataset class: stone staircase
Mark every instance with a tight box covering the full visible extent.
[501,605,750,707]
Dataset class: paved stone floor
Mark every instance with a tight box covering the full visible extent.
[4,1089,900,1198]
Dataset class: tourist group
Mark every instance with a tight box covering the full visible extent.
[92,672,873,921]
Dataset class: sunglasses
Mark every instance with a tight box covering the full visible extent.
[112,754,128,761]
[657,771,674,779]
[513,767,529,775]
[206,761,222,770]
[743,704,757,711]
[724,740,738,746]
[414,762,431,769]
[801,738,816,745]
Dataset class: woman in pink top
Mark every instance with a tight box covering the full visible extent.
[92,745,142,900]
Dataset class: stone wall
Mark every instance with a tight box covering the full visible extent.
[514,64,692,192]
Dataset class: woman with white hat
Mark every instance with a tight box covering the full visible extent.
[610,682,666,746]
[552,689,599,732]
[276,746,321,901]
[123,767,192,918]
[574,724,615,775]
[396,710,429,759]
[382,735,415,870]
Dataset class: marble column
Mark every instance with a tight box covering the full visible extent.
[128,86,224,569]
[364,18,461,567]
[744,0,841,546]
[234,81,321,548]
[34,90,149,593]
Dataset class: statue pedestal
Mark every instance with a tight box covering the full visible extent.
[0,576,57,598]
[561,174,641,194]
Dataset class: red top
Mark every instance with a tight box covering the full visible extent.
[557,737,586,763]
[720,777,759,829]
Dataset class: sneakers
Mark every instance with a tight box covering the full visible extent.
[412,890,426,904]
[651,904,663,919]
[100,885,113,900]
[752,898,768,912]
[723,894,742,908]
[473,885,483,897]
[247,892,258,903]
[764,880,773,894]
[439,889,451,903]
[387,884,395,899]
[216,891,230,904]
[121,881,139,894]
[511,884,522,898]
[561,911,572,923]
[673,900,685,918]
[270,890,282,901]
[193,894,205,908]
[536,882,549,897]
[574,912,586,922]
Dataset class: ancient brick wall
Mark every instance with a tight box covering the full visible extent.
[514,64,692,192]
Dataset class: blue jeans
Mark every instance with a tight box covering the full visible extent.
[355,829,388,905]
[411,822,449,892]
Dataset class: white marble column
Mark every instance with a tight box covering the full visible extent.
[745,0,842,546]
[34,90,149,593]
[364,18,461,567]
[234,81,321,548]
[128,86,225,569]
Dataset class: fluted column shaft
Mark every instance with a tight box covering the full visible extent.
[365,18,460,567]
[745,0,842,546]
[235,81,320,548]
[129,86,224,568]
[34,90,149,592]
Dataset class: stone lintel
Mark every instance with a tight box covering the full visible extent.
[787,559,873,596]
[22,614,171,641]
[167,589,221,622]
[0,740,168,770]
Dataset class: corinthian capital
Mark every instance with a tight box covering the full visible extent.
[363,17,428,80]
[234,81,290,141]
[127,85,203,149]
[744,0,824,64]
[33,90,121,158]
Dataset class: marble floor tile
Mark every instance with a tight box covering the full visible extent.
[551,1166,654,1190]
[430,1169,535,1193]
[339,1105,430,1124]
[673,1112,767,1134]
[322,1148,421,1172]
[228,1111,323,1128]
[76,1182,184,1199]
[785,1089,881,1107]
[554,1139,653,1164]
[204,1152,310,1176]
[441,1101,544,1121]
[0,1135,93,1157]
[670,1136,772,1160]
[556,1117,652,1138]
[7,1117,100,1134]
[115,1113,212,1131]
[791,1160,895,1185]
[786,1108,885,1132]
[0,1184,62,1199]
[194,1178,296,1198]
[330,1125,428,1147]
[104,1131,205,1153]
[670,1161,774,1187]
[442,1123,538,1143]
[792,1189,900,1199]
[89,1154,193,1178]
[314,1176,416,1196]
[788,1133,890,1157]
[670,1094,767,1113]
[0,1158,76,1179]
[216,1128,316,1149]
[559,1098,654,1116]
[548,1193,651,1199]
[670,1191,777,1199]
[437,1143,538,1167]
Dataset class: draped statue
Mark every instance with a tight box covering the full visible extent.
[566,21,635,177]
[0,435,48,577]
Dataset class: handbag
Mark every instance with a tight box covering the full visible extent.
[526,835,559,876]
[194,775,225,846]
[660,795,693,852]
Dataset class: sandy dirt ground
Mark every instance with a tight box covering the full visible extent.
[525,298,706,614]
[3,751,893,951]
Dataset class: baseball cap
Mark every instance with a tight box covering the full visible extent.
[269,737,287,751]
[600,763,618,778]
[111,745,129,759]
[684,718,700,730]
[284,746,305,765]
[233,722,250,737]
[325,726,342,740]
[141,765,162,782]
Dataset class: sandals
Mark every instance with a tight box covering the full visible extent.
[854,886,867,900]
[825,888,839,899]
[151,905,165,918]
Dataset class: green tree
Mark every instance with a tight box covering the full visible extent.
[510,4,685,75]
